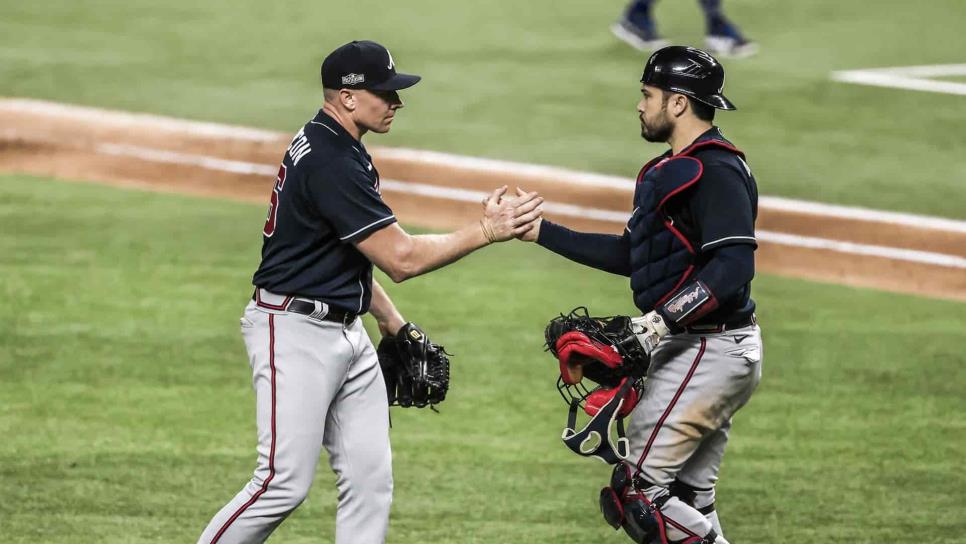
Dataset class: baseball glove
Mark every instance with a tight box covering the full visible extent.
[545,307,650,388]
[377,323,450,409]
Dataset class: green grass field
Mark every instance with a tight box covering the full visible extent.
[2,176,964,543]
[1,1,965,542]
[1,0,965,218]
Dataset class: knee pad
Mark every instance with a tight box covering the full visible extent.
[669,479,716,515]
[599,467,720,543]
[668,479,697,507]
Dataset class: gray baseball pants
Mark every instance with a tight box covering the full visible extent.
[198,295,392,544]
[624,323,763,542]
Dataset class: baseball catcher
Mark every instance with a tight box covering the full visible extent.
[377,322,450,409]
[545,307,651,464]
[527,46,762,544]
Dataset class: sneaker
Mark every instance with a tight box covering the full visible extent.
[610,18,670,51]
[704,18,758,58]
[704,34,758,58]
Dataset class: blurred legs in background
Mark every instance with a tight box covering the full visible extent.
[611,0,671,51]
[611,0,759,58]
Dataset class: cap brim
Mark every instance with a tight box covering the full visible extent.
[368,73,421,91]
[699,94,737,111]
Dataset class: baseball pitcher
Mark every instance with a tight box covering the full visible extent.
[196,40,543,544]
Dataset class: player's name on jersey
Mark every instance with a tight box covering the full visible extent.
[287,127,312,166]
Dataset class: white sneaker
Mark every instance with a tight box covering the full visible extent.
[704,35,759,59]
[610,20,670,52]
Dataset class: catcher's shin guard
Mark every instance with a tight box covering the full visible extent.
[599,464,670,543]
[600,465,720,544]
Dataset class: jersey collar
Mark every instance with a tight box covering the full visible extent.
[312,110,358,143]
[312,110,375,160]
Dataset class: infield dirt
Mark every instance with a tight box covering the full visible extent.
[2,100,964,301]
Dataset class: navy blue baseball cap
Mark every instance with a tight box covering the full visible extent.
[321,40,421,91]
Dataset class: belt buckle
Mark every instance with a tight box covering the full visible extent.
[306,300,329,321]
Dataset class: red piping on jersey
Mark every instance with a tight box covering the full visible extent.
[210,314,279,544]
[664,219,696,255]
[635,338,706,471]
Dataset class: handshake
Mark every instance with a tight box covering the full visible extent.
[478,186,545,244]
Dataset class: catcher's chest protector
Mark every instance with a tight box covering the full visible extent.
[629,136,745,313]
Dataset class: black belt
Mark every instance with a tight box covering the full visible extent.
[673,313,757,335]
[252,293,357,325]
[287,299,357,325]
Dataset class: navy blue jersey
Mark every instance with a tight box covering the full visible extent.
[676,147,758,254]
[251,111,396,313]
[678,142,759,323]
[537,127,758,326]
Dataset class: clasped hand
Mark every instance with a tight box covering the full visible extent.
[480,186,544,242]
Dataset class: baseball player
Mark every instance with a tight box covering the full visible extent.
[196,40,543,544]
[611,0,757,58]
[521,46,761,543]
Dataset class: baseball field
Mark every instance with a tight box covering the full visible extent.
[1,1,964,543]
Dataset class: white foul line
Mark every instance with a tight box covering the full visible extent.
[754,231,966,269]
[0,98,282,142]
[90,143,966,269]
[0,96,966,233]
[98,143,279,176]
[5,97,965,234]
[831,64,966,97]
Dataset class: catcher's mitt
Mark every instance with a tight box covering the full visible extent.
[545,307,650,388]
[377,323,450,409]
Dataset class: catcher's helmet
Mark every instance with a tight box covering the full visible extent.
[545,308,651,464]
[640,45,736,110]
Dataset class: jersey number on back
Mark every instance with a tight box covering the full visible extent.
[262,164,288,237]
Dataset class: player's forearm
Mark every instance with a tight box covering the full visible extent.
[391,222,490,281]
[536,220,632,276]
[368,279,406,336]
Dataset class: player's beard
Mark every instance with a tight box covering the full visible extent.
[640,109,673,143]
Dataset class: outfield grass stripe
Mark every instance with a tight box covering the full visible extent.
[81,142,966,269]
[4,98,965,234]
